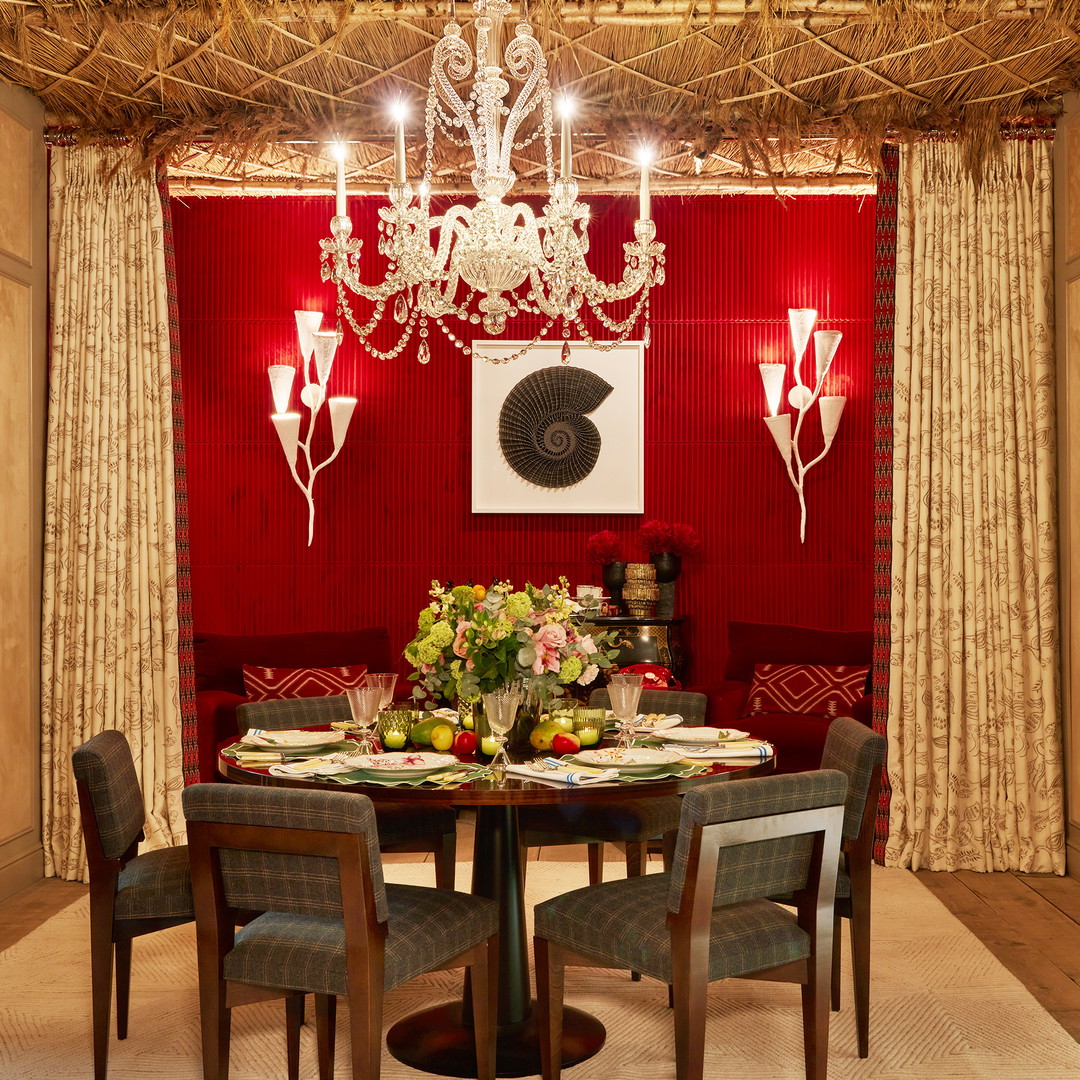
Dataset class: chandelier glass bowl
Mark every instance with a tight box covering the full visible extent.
[319,0,665,365]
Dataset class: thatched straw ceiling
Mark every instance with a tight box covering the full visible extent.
[1,0,1077,189]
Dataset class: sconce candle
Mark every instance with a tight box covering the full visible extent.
[638,152,651,221]
[333,147,347,219]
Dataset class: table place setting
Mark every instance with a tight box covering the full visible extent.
[659,739,775,760]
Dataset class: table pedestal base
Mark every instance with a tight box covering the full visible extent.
[386,1000,605,1078]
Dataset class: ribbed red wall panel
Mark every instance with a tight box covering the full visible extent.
[172,192,876,691]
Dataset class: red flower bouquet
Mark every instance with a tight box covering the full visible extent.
[586,530,622,564]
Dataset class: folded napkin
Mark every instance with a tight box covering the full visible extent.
[662,740,774,760]
[268,756,358,778]
[633,713,683,732]
[505,759,619,786]
[243,728,347,748]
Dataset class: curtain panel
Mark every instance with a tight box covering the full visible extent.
[42,147,186,881]
[887,137,1063,873]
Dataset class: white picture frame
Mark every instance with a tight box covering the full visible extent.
[471,340,644,514]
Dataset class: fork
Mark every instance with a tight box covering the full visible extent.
[527,758,560,772]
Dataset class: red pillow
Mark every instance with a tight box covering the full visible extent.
[242,664,368,702]
[743,662,869,719]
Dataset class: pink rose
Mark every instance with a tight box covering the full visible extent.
[453,621,470,660]
[530,622,567,675]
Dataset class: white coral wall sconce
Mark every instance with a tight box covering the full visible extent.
[759,308,845,543]
[268,310,357,546]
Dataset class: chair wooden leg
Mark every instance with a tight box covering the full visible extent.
[198,976,231,1080]
[625,842,644,879]
[831,913,841,1012]
[468,937,499,1080]
[801,943,832,1080]
[434,832,456,890]
[661,830,677,872]
[349,978,382,1080]
[849,892,871,1057]
[670,945,707,1080]
[114,937,132,1041]
[88,899,115,1080]
[534,936,564,1080]
[315,994,336,1080]
[286,995,303,1080]
[587,843,603,885]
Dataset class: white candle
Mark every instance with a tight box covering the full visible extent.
[560,111,572,178]
[395,116,406,184]
[639,159,650,221]
[335,154,346,219]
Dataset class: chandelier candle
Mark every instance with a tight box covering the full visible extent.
[333,143,347,219]
[639,148,651,221]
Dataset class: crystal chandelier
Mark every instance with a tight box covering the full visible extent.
[319,0,665,366]
[759,309,846,544]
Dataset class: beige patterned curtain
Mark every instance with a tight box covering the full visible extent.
[42,147,186,882]
[887,138,1064,873]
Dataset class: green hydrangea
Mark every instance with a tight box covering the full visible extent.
[558,656,583,683]
[416,638,441,665]
[451,585,477,606]
[417,607,436,633]
[450,659,464,678]
[504,591,532,618]
[428,620,454,648]
[491,618,513,640]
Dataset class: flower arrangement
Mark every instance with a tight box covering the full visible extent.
[405,578,618,705]
[638,519,702,557]
[586,530,622,564]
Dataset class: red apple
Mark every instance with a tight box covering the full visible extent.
[551,732,581,756]
[453,729,478,755]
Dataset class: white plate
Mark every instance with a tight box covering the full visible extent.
[661,727,750,745]
[239,729,349,750]
[344,752,458,778]
[570,747,685,774]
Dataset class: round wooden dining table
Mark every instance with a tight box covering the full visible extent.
[219,740,775,1078]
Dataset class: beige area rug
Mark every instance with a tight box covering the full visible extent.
[2,862,1078,1080]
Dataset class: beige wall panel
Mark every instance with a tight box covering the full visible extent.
[0,273,34,849]
[1070,117,1080,265]
[0,108,32,264]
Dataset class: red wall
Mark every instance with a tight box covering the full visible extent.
[172,192,877,692]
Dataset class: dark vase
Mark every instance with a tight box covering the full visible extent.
[601,561,626,615]
[651,551,682,583]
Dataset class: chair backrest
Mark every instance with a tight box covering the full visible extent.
[820,716,887,843]
[588,688,707,723]
[236,694,353,734]
[668,770,848,914]
[183,783,389,923]
[72,730,146,862]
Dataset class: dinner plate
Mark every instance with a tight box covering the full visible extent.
[570,747,685,774]
[238,729,349,750]
[661,727,750,745]
[343,751,458,778]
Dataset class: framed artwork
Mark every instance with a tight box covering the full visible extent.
[471,340,644,514]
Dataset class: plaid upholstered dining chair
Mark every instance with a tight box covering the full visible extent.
[183,783,499,1080]
[533,770,848,1080]
[815,716,887,1058]
[519,689,708,884]
[236,695,458,888]
[72,730,196,1080]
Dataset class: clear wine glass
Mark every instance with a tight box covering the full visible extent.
[481,683,523,778]
[364,672,398,710]
[346,685,383,754]
[608,672,644,751]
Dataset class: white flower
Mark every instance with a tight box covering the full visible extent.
[577,663,599,685]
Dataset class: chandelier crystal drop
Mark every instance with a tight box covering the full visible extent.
[319,0,665,365]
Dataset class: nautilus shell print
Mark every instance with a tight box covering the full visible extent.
[498,367,614,488]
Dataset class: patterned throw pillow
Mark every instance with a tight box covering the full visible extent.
[743,662,870,719]
[242,664,368,702]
